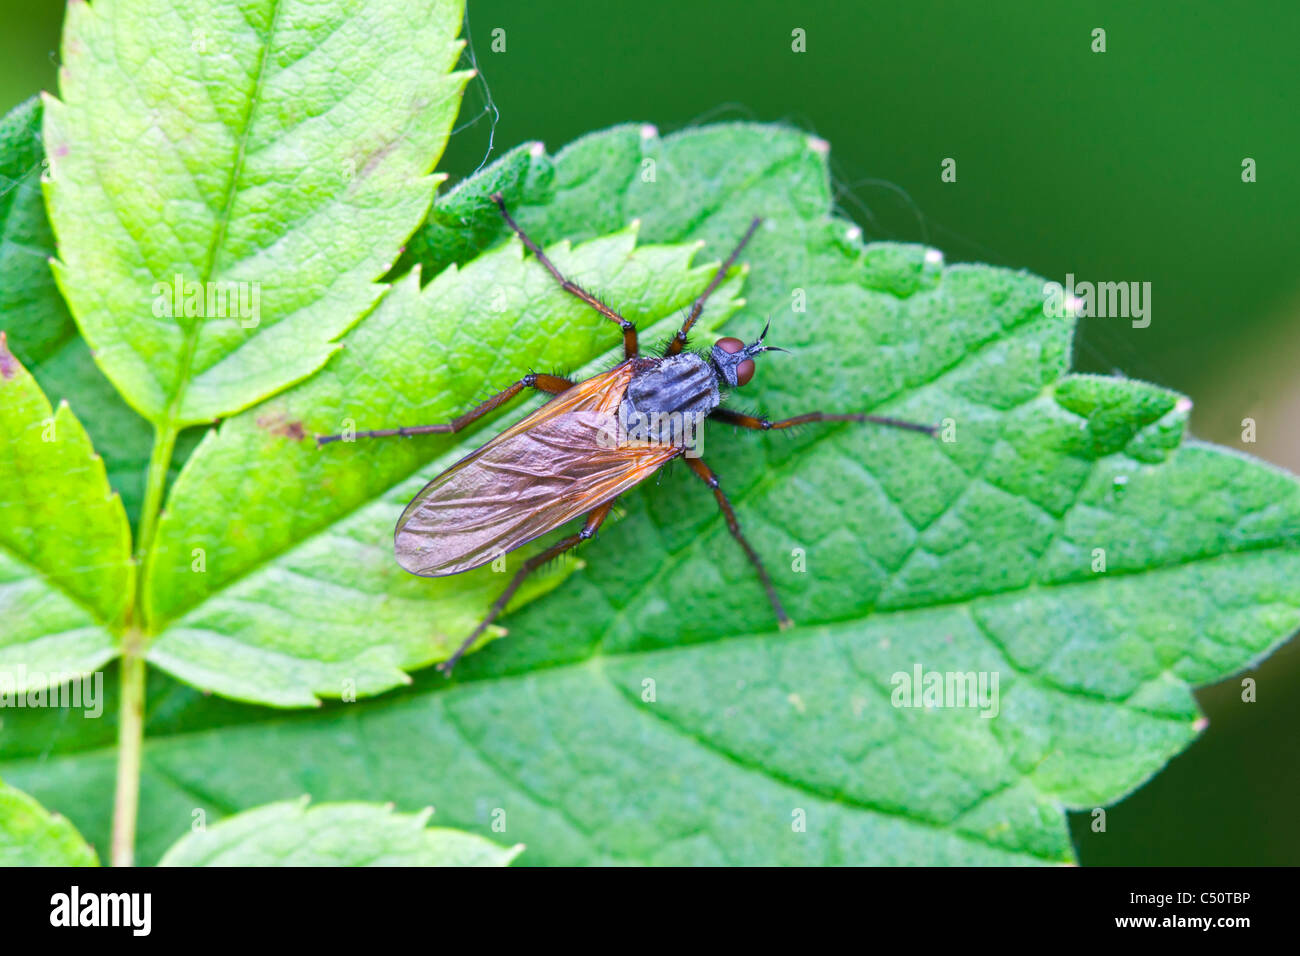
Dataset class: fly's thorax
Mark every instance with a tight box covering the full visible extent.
[618,353,718,452]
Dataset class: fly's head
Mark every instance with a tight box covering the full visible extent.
[709,318,787,388]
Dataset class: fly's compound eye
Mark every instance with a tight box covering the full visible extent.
[715,337,756,386]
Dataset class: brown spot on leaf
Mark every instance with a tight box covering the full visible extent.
[357,138,401,181]
[0,331,16,380]
[256,412,306,441]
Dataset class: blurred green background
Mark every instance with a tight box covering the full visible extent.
[3,0,1297,864]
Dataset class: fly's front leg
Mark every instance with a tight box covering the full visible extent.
[665,216,761,356]
[490,193,639,359]
[439,499,618,675]
[684,456,792,631]
[710,407,937,436]
[315,374,574,446]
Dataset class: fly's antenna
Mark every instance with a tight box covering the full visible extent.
[748,313,788,355]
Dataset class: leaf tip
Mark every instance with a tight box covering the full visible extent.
[806,134,830,155]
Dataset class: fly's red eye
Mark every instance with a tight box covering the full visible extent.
[716,337,755,386]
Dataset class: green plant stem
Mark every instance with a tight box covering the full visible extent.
[110,422,177,866]
[110,647,146,867]
[135,423,178,564]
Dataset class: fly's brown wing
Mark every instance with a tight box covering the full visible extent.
[395,362,679,576]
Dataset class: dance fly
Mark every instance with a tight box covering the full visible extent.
[317,195,936,673]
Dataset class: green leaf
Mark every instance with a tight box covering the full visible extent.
[28,338,207,530]
[1,96,203,531]
[0,778,98,866]
[141,228,744,706]
[43,0,471,427]
[3,124,1297,865]
[0,97,74,369]
[158,797,520,866]
[0,333,132,689]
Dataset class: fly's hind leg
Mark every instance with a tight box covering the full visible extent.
[315,374,574,445]
[490,192,639,359]
[684,456,792,631]
[709,407,937,436]
[439,498,618,675]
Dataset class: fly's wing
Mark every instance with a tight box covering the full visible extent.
[395,363,679,576]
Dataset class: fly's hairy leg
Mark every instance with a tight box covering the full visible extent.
[710,407,937,436]
[684,455,792,630]
[490,192,639,359]
[438,498,618,675]
[315,374,574,445]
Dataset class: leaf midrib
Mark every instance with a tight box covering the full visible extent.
[163,0,285,429]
